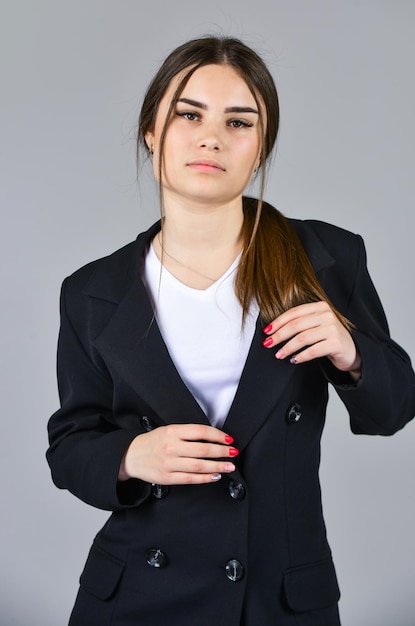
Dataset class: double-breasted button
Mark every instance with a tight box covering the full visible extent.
[228,480,246,501]
[152,484,169,499]
[141,416,155,432]
[146,548,167,568]
[225,559,244,582]
[286,402,302,424]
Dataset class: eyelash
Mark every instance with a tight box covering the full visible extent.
[176,111,200,121]
[228,119,253,129]
[176,111,254,128]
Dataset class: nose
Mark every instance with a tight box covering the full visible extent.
[199,138,220,151]
[198,121,222,151]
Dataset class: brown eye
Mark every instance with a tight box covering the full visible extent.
[228,119,253,129]
[176,111,200,121]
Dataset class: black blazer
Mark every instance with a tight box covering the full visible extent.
[47,203,415,626]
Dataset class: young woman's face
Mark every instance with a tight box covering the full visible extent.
[145,64,264,209]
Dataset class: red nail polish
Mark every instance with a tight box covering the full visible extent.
[263,324,273,334]
[224,435,234,444]
[229,447,239,457]
[262,337,273,347]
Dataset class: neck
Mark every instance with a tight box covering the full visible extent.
[153,196,245,289]
[161,196,244,251]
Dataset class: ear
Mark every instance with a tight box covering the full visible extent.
[145,131,154,153]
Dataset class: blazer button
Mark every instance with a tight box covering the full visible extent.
[141,416,155,432]
[286,403,302,424]
[152,484,169,499]
[229,480,246,501]
[225,559,244,582]
[146,548,167,568]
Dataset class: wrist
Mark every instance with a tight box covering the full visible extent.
[118,451,131,482]
[347,352,362,382]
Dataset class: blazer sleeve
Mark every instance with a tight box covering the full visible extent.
[46,278,151,511]
[323,234,415,435]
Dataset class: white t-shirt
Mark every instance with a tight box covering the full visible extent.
[143,244,259,427]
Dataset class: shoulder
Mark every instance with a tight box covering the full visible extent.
[289,217,365,270]
[250,197,366,271]
[258,198,363,258]
[288,218,371,314]
[67,240,137,285]
[290,217,360,247]
[62,221,161,301]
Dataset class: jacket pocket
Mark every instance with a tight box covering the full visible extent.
[79,541,125,601]
[283,556,340,612]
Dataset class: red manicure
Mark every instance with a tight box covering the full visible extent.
[229,447,239,457]
[262,337,273,347]
[263,324,273,334]
[224,435,234,444]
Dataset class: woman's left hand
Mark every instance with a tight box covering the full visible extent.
[262,301,361,379]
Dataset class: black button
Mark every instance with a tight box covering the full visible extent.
[141,416,154,432]
[229,480,246,501]
[286,403,302,424]
[152,484,169,499]
[225,559,244,582]
[146,548,167,568]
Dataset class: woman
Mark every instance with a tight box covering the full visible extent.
[47,36,415,625]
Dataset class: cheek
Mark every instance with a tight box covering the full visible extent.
[153,133,183,183]
[165,124,191,148]
[161,129,192,173]
[236,137,261,163]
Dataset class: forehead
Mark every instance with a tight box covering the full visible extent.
[164,64,258,106]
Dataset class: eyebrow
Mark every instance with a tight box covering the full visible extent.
[177,98,259,115]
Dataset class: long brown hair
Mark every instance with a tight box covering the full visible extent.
[138,36,351,328]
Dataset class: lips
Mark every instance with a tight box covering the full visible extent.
[187,159,226,172]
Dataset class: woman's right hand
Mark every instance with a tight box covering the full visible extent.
[118,423,238,485]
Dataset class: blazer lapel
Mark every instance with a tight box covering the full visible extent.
[223,318,296,451]
[84,224,210,427]
[94,278,210,426]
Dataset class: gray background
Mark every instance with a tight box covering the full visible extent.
[1,1,414,624]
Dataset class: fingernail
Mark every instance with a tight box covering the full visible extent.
[224,435,234,444]
[224,463,235,472]
[263,324,273,334]
[262,337,273,347]
[290,356,298,364]
[229,447,239,457]
[211,473,222,481]
[276,349,283,359]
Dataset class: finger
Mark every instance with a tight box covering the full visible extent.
[178,441,239,461]
[286,338,349,366]
[263,308,336,349]
[157,426,237,460]
[162,467,234,485]
[263,301,330,336]
[173,423,234,445]
[169,457,236,475]
[284,341,327,365]
[263,317,322,350]
[276,330,357,369]
[156,459,236,484]
[274,327,330,360]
